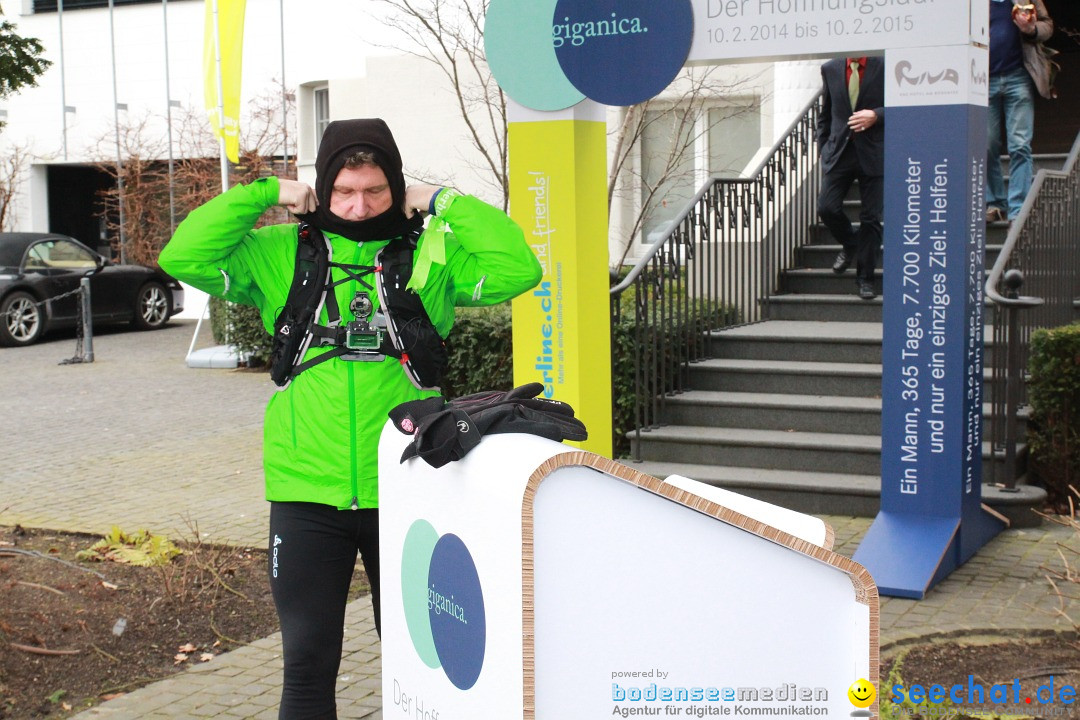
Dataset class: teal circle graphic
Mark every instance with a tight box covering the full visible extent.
[401,520,488,689]
[401,519,440,668]
[484,0,585,111]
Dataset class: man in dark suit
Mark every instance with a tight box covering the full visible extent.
[815,56,885,301]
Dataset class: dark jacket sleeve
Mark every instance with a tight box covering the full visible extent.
[815,64,832,153]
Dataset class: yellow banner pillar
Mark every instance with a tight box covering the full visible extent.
[510,101,612,457]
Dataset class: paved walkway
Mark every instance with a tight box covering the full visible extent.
[1,321,1078,719]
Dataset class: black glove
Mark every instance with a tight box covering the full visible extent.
[388,383,588,468]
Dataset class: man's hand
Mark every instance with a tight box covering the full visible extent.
[1013,6,1037,35]
[277,180,318,214]
[404,184,444,218]
[848,109,878,133]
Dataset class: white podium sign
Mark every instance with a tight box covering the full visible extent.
[379,424,879,719]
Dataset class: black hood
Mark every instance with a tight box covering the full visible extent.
[297,118,422,242]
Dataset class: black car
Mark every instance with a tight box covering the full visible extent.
[0,232,185,347]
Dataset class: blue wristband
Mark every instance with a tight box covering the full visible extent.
[428,189,443,216]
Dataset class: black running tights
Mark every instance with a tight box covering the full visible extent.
[268,502,381,720]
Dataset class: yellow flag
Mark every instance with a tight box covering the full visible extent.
[203,0,246,163]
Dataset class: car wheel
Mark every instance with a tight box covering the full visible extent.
[133,281,171,330]
[0,291,46,347]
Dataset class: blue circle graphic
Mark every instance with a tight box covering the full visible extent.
[553,0,694,107]
[428,533,486,690]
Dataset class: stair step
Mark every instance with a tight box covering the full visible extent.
[781,268,884,295]
[764,293,1002,323]
[807,223,1010,246]
[626,461,881,516]
[796,243,1004,270]
[688,358,883,396]
[664,390,880,434]
[840,199,863,223]
[622,155,1043,511]
[778,267,1000,296]
[1002,153,1068,175]
[660,390,1023,435]
[708,321,884,363]
[766,294,883,322]
[688,357,1000,396]
[708,321,998,365]
[629,425,1019,476]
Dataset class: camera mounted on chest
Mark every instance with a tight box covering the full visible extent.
[268,222,448,390]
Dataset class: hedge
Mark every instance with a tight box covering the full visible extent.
[1027,322,1080,507]
[206,295,733,457]
[209,297,274,366]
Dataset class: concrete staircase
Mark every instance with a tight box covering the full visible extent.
[628,155,1066,516]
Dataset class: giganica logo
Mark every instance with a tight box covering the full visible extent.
[552,11,649,48]
[485,0,693,109]
[401,519,487,690]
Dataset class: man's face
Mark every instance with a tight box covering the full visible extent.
[329,164,393,221]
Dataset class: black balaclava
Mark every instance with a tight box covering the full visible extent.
[297,118,423,243]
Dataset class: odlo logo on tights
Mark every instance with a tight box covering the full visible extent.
[400,519,486,690]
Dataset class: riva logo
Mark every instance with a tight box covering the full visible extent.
[894,61,960,87]
[971,59,988,86]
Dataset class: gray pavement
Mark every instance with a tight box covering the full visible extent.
[1,320,1078,719]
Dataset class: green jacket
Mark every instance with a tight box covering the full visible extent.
[159,177,541,509]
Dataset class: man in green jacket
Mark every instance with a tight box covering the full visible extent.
[159,118,541,719]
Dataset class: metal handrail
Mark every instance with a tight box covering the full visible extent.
[611,91,825,296]
[984,131,1080,487]
[610,91,824,459]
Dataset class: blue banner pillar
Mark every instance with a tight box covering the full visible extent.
[854,43,1006,599]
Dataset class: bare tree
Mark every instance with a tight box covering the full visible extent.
[370,0,508,209]
[608,68,763,269]
[370,0,765,273]
[91,84,296,267]
[0,141,33,230]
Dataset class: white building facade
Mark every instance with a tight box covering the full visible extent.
[0,0,822,267]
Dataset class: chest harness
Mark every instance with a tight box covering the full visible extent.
[268,222,448,391]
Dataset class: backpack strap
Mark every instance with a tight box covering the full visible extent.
[269,224,449,390]
[268,222,332,388]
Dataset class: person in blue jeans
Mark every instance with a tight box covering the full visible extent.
[987,0,1054,222]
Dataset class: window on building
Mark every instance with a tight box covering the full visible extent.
[34,0,185,12]
[640,108,697,244]
[639,99,761,242]
[314,87,330,146]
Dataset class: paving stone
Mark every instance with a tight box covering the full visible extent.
[7,322,1077,720]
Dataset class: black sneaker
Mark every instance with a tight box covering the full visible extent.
[857,281,877,301]
[832,251,852,274]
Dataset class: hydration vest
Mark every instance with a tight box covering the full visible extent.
[268,222,448,390]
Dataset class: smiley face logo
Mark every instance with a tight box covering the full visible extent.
[847,678,877,708]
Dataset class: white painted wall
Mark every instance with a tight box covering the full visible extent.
[774,60,825,138]
[0,0,399,228]
[0,0,824,268]
[294,53,504,209]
